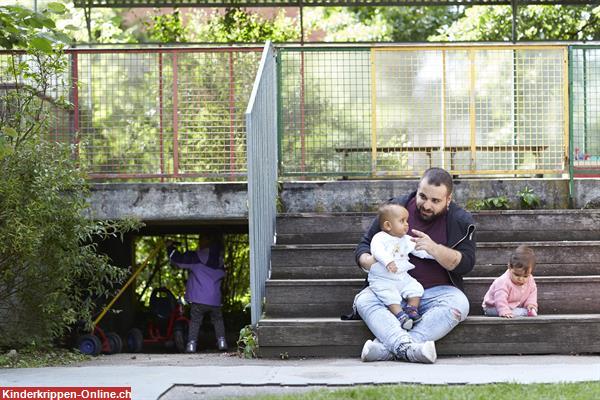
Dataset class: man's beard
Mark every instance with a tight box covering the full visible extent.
[417,204,445,221]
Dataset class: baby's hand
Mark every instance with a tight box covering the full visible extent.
[527,307,538,317]
[500,312,513,318]
[386,261,398,273]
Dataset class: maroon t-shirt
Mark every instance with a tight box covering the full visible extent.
[406,197,452,289]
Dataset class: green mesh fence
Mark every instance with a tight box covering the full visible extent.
[570,45,600,177]
[278,48,372,177]
[278,45,567,178]
[73,47,262,180]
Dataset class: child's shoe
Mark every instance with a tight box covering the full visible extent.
[395,311,413,330]
[404,305,422,323]
[217,336,228,351]
[185,340,197,353]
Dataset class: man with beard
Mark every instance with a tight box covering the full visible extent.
[354,167,476,363]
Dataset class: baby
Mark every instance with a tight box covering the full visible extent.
[482,245,538,318]
[368,202,434,330]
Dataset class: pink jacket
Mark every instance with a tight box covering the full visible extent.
[482,270,538,315]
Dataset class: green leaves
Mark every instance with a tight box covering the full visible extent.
[518,186,541,209]
[0,4,70,52]
[46,2,67,14]
[237,325,258,358]
[30,36,53,54]
[470,195,510,210]
[433,5,600,41]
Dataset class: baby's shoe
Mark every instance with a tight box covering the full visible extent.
[185,340,197,353]
[404,305,422,323]
[217,336,228,351]
[395,311,413,330]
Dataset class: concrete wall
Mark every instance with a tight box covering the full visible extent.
[89,183,249,223]
[279,179,598,213]
[88,179,600,222]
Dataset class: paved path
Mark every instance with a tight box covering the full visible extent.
[1,353,600,400]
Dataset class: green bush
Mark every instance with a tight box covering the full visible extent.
[470,195,510,211]
[0,142,141,348]
[0,4,140,349]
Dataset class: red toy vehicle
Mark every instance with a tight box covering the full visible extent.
[77,325,123,356]
[126,287,190,353]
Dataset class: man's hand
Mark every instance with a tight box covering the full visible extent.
[358,253,377,271]
[411,229,462,270]
[386,261,398,273]
[411,229,439,254]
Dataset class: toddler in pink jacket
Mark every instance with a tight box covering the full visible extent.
[482,245,538,318]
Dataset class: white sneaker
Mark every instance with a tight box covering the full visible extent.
[405,341,437,364]
[360,338,394,362]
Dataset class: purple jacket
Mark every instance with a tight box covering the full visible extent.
[167,245,225,306]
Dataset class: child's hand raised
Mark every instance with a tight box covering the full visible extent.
[386,261,398,273]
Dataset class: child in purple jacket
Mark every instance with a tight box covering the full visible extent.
[166,236,228,353]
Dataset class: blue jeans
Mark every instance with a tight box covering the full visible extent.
[354,285,469,357]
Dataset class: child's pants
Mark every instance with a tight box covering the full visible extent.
[483,307,529,317]
[368,264,424,306]
[188,303,226,342]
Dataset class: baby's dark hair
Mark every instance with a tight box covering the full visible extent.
[377,202,405,229]
[509,245,536,271]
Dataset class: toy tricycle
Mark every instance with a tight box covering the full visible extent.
[126,286,190,353]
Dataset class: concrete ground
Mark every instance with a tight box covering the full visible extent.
[1,352,600,400]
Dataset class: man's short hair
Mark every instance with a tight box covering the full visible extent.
[422,167,453,194]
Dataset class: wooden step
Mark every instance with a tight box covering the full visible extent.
[270,241,600,279]
[276,210,600,245]
[264,276,600,318]
[257,315,600,358]
[271,262,600,280]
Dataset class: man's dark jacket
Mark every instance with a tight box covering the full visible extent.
[354,191,477,291]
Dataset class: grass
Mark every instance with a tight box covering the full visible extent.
[239,382,600,400]
[0,346,90,368]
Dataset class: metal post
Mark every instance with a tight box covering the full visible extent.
[159,52,165,181]
[229,51,236,180]
[172,53,179,178]
[511,0,518,43]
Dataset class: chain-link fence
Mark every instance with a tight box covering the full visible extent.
[278,45,568,178]
[73,47,262,180]
[1,46,262,181]
[3,44,592,181]
[570,45,600,177]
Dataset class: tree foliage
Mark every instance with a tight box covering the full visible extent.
[143,8,300,43]
[0,4,141,349]
[307,6,463,42]
[145,9,188,43]
[432,5,600,41]
[308,4,600,42]
[191,8,299,43]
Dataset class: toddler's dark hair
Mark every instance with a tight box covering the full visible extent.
[377,202,406,229]
[509,245,536,271]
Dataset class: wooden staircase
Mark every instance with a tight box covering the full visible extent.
[257,210,600,358]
